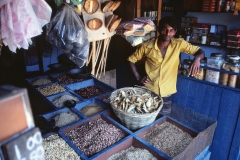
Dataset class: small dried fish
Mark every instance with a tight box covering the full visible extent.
[127,104,136,112]
[111,89,161,114]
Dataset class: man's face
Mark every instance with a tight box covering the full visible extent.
[159,24,177,41]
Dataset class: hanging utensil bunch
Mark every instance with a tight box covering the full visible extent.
[86,37,111,78]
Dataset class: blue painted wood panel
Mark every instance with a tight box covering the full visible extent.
[229,113,240,160]
[173,76,240,160]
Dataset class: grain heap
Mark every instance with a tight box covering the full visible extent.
[53,111,80,127]
[43,134,81,160]
[31,78,52,86]
[57,74,83,84]
[107,146,157,160]
[38,84,66,96]
[51,94,79,108]
[142,122,193,158]
[66,118,125,157]
[74,85,105,99]
[80,104,104,116]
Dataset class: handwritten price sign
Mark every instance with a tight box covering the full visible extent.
[1,127,45,160]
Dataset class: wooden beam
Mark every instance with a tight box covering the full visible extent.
[157,0,162,36]
[136,0,141,17]
[157,0,162,23]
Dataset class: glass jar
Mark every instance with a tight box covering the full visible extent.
[205,53,224,84]
[181,57,192,76]
[223,55,240,88]
[193,58,207,80]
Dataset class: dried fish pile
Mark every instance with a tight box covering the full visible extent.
[38,84,66,96]
[51,94,79,108]
[31,78,52,86]
[142,122,193,158]
[43,134,81,160]
[80,104,104,116]
[65,118,125,157]
[107,146,157,160]
[53,111,80,127]
[111,89,161,114]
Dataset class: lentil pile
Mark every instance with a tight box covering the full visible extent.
[51,94,79,108]
[43,134,81,160]
[65,118,125,157]
[57,74,83,84]
[53,111,80,127]
[142,122,193,158]
[74,86,105,99]
[38,84,66,96]
[31,78,52,86]
[107,146,157,160]
[80,104,104,116]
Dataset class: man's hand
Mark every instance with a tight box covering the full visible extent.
[189,57,201,76]
[139,76,152,84]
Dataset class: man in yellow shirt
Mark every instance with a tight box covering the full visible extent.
[127,16,205,114]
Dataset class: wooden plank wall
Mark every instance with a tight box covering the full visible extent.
[96,69,116,88]
[172,76,240,160]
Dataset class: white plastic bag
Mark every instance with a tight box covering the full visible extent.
[46,5,89,68]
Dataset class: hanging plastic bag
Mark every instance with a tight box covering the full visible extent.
[46,5,89,68]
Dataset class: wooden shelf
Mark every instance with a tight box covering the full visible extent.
[178,74,240,92]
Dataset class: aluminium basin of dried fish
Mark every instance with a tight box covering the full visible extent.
[107,146,157,160]
[51,94,79,108]
[53,111,80,127]
[38,84,66,96]
[31,78,52,86]
[43,134,81,160]
[142,122,193,158]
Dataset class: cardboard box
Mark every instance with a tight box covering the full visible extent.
[202,0,216,12]
[0,85,34,143]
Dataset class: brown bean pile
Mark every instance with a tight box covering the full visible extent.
[74,86,105,99]
[65,118,125,157]
[38,84,66,96]
[57,75,83,84]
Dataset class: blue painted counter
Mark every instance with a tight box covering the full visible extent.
[172,75,240,160]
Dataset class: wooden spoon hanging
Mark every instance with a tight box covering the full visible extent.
[88,18,103,30]
[109,18,122,32]
[83,0,99,14]
[108,1,121,12]
[102,1,113,12]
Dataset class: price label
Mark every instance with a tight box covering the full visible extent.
[1,127,45,160]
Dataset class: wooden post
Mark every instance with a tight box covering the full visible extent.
[136,0,141,17]
[157,0,162,37]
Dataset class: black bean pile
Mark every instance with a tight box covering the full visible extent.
[74,86,105,99]
[65,118,125,157]
[57,75,83,84]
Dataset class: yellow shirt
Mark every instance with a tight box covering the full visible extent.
[127,38,200,97]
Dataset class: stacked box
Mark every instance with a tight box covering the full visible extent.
[184,0,203,11]
[190,23,210,43]
[227,29,240,48]
[202,0,216,12]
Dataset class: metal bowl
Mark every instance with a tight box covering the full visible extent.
[66,67,91,79]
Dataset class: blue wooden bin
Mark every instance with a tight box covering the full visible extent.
[173,75,240,160]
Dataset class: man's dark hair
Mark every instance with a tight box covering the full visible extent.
[158,16,178,32]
